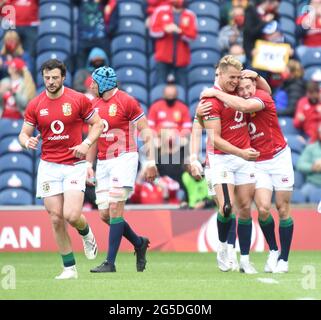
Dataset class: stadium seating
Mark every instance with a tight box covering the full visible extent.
[0,119,23,140]
[39,2,71,21]
[0,188,33,205]
[188,83,212,105]
[278,1,296,20]
[38,18,72,39]
[0,136,27,156]
[188,1,220,20]
[0,154,33,175]
[37,35,72,55]
[118,2,144,19]
[285,134,306,153]
[112,51,147,70]
[307,187,321,203]
[190,50,220,69]
[36,51,69,72]
[111,35,146,55]
[0,172,33,192]
[278,117,302,135]
[121,84,148,106]
[197,17,220,36]
[116,67,147,86]
[303,66,321,81]
[188,67,215,87]
[40,0,70,4]
[291,188,307,203]
[190,34,220,52]
[117,18,146,37]
[296,47,321,69]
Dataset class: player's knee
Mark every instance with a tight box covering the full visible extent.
[65,214,80,227]
[96,191,109,210]
[257,204,270,219]
[277,204,290,220]
[49,213,64,230]
[99,210,110,225]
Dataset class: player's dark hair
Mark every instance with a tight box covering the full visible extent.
[41,59,66,77]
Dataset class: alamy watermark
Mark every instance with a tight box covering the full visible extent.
[1,5,16,30]
[1,265,16,290]
[301,265,316,290]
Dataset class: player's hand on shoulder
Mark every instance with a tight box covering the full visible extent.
[196,100,212,117]
[240,148,260,161]
[200,88,217,99]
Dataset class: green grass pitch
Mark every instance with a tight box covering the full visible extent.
[0,252,320,300]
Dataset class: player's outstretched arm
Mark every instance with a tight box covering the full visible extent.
[18,122,39,150]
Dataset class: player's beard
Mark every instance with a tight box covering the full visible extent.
[46,82,63,95]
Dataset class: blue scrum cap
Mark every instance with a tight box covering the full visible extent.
[92,66,117,96]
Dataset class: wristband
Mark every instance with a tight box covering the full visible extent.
[82,138,92,147]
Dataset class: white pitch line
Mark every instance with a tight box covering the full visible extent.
[256,277,279,284]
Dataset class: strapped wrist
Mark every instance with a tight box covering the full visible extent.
[82,138,92,147]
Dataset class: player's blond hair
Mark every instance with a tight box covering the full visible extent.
[218,55,243,72]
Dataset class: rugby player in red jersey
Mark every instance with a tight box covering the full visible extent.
[86,66,158,273]
[201,70,294,273]
[18,59,104,279]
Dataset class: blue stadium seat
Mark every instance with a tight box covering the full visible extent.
[279,17,296,35]
[303,66,321,81]
[190,50,220,69]
[294,170,305,189]
[39,2,71,21]
[0,119,23,140]
[150,84,186,104]
[197,17,219,36]
[188,83,212,105]
[118,2,144,19]
[117,0,144,3]
[116,67,147,86]
[0,136,28,156]
[296,46,321,69]
[38,18,71,38]
[112,51,147,70]
[307,187,321,203]
[149,54,157,71]
[111,35,146,55]
[121,83,148,106]
[36,51,69,72]
[40,0,70,4]
[189,101,199,119]
[0,171,33,191]
[291,188,307,203]
[188,67,215,87]
[35,197,44,206]
[291,151,300,169]
[0,188,33,205]
[285,134,306,153]
[140,103,148,115]
[0,154,33,175]
[37,35,72,55]
[278,1,296,19]
[117,18,146,37]
[189,1,220,20]
[278,117,301,135]
[190,34,219,52]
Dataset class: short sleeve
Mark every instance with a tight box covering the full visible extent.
[127,95,144,123]
[202,98,222,121]
[24,99,37,126]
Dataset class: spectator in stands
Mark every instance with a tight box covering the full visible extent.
[0,0,39,76]
[297,124,321,200]
[218,5,245,55]
[243,0,280,65]
[73,47,109,93]
[294,81,321,143]
[296,0,321,49]
[73,0,117,70]
[0,58,36,119]
[228,43,246,64]
[0,30,33,79]
[145,0,170,27]
[274,59,306,117]
[148,81,191,191]
[220,0,249,27]
[149,0,198,88]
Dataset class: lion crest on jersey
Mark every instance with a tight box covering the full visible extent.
[62,103,72,116]
[109,104,117,117]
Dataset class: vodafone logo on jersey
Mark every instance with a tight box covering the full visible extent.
[197,213,265,252]
[48,120,69,141]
